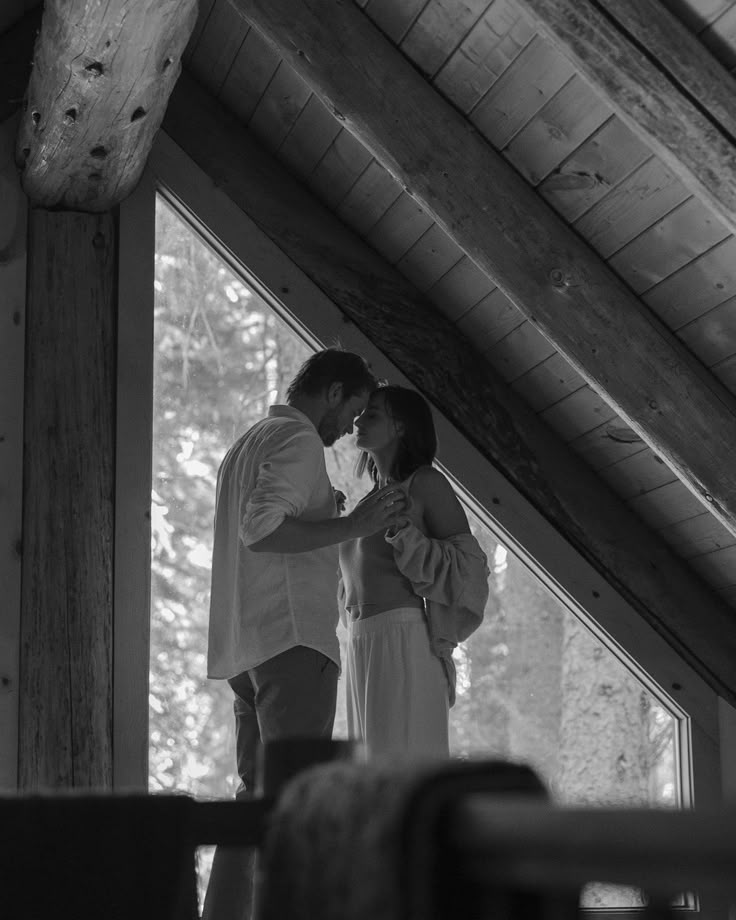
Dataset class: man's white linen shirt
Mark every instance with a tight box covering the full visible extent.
[208,405,340,678]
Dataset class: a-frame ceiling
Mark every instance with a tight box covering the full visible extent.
[3,0,736,703]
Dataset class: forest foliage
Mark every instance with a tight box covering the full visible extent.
[150,198,680,906]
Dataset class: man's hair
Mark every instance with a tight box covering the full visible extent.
[357,385,438,483]
[286,348,378,401]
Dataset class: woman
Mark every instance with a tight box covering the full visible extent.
[338,385,489,759]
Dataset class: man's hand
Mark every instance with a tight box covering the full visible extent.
[333,488,347,514]
[345,484,408,537]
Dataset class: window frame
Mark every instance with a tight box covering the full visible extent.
[115,129,728,917]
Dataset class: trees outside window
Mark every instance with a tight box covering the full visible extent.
[151,196,681,908]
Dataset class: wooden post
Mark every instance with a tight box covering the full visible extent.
[20,209,116,790]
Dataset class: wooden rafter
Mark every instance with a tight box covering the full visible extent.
[230,0,736,543]
[164,71,736,704]
[15,0,197,211]
[514,0,736,230]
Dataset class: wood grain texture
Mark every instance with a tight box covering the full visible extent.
[164,71,736,702]
[0,116,27,792]
[596,0,736,141]
[434,0,534,112]
[20,210,116,790]
[539,117,650,223]
[515,0,736,234]
[230,0,736,540]
[16,0,197,210]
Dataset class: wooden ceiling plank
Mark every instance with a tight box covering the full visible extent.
[426,255,496,321]
[248,64,312,151]
[539,386,617,443]
[232,0,736,538]
[486,320,556,381]
[364,191,434,262]
[659,0,734,34]
[395,223,464,292]
[456,288,525,353]
[700,6,736,69]
[182,0,216,66]
[678,295,736,367]
[433,0,534,112]
[505,73,611,186]
[187,0,248,96]
[309,128,376,209]
[608,197,731,295]
[643,236,736,328]
[573,158,689,260]
[277,94,342,179]
[400,0,491,78]
[658,510,736,560]
[598,449,677,502]
[689,544,736,588]
[539,117,651,223]
[570,421,647,472]
[515,0,736,234]
[335,159,402,235]
[219,27,281,125]
[164,70,736,700]
[470,35,576,148]
[628,480,709,531]
[364,0,428,43]
[16,0,197,210]
[510,352,586,412]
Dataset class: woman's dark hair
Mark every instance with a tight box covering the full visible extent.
[286,348,378,401]
[357,385,438,483]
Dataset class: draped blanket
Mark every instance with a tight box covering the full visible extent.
[258,759,547,920]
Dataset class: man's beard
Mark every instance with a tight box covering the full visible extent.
[318,407,342,446]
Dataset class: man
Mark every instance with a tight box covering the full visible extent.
[203,348,406,920]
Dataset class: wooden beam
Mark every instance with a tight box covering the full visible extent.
[15,0,197,211]
[230,0,736,542]
[20,210,116,790]
[514,0,736,225]
[163,71,736,704]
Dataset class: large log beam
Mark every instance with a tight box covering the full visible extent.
[231,0,736,542]
[164,71,736,704]
[20,210,116,790]
[15,0,197,211]
[514,0,736,228]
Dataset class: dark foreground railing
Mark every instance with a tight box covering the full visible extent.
[4,741,735,920]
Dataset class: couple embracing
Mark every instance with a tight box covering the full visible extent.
[203,347,489,918]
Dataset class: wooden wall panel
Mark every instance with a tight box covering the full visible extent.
[20,209,116,791]
[0,116,26,792]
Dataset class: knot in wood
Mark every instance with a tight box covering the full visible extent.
[548,268,567,288]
